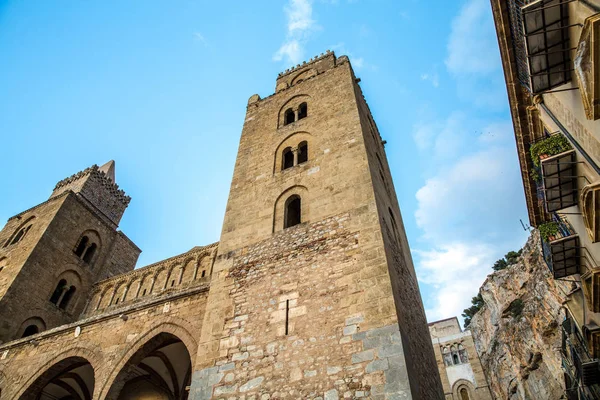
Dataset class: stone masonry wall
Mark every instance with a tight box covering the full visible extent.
[84,243,216,317]
[191,213,413,400]
[0,284,209,399]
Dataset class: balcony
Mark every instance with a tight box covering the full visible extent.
[540,213,580,278]
[530,133,577,212]
[507,0,573,94]
[562,318,600,394]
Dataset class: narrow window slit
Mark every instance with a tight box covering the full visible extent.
[285,299,290,335]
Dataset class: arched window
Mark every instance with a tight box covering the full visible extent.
[83,243,97,264]
[50,279,67,304]
[458,344,468,363]
[59,286,76,310]
[460,388,470,400]
[298,141,308,164]
[451,345,460,365]
[74,236,89,257]
[8,224,32,246]
[22,325,39,338]
[298,102,308,120]
[74,233,99,266]
[282,147,294,170]
[442,347,453,367]
[284,195,302,229]
[284,108,295,125]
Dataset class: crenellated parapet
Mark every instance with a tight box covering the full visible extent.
[51,161,131,225]
[82,242,218,317]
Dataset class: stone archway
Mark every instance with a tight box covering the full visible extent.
[19,356,95,400]
[452,379,477,400]
[104,332,195,400]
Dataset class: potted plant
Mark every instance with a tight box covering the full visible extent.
[530,134,573,168]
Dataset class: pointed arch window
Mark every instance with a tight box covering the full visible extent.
[298,102,308,120]
[284,108,295,125]
[284,195,302,229]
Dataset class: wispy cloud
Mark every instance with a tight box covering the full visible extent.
[445,0,498,75]
[273,0,318,65]
[445,0,505,110]
[193,32,208,46]
[414,138,527,322]
[330,42,374,71]
[420,72,439,88]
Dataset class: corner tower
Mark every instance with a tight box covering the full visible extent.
[192,52,444,399]
[0,161,140,343]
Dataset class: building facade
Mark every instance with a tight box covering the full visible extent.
[0,52,444,399]
[428,318,493,400]
[490,0,600,398]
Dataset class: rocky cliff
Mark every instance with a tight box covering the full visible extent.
[470,231,571,399]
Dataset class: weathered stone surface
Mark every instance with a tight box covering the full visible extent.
[0,51,444,400]
[470,232,568,399]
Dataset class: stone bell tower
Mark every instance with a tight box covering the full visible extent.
[190,51,444,399]
[0,161,140,343]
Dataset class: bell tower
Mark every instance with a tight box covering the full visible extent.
[191,52,444,399]
[0,161,140,343]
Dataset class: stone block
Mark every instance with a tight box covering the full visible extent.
[240,376,264,392]
[351,349,374,364]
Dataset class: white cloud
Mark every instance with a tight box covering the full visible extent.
[418,243,495,321]
[273,0,318,65]
[412,111,468,160]
[446,0,499,75]
[412,116,528,323]
[420,73,439,88]
[444,0,506,110]
[273,40,303,64]
[330,42,372,71]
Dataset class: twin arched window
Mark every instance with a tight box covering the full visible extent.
[49,279,77,311]
[283,103,308,126]
[4,220,33,248]
[74,234,99,265]
[443,344,468,366]
[282,141,308,171]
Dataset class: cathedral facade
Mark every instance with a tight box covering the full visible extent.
[0,52,443,399]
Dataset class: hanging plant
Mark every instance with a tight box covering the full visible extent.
[539,221,559,242]
[530,168,541,183]
[530,135,572,168]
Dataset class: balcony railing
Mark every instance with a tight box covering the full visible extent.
[540,213,580,278]
[507,0,573,94]
[562,317,600,395]
[530,133,578,212]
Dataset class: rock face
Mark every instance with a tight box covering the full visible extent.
[470,231,570,399]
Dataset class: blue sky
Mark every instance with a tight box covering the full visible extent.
[0,0,529,323]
